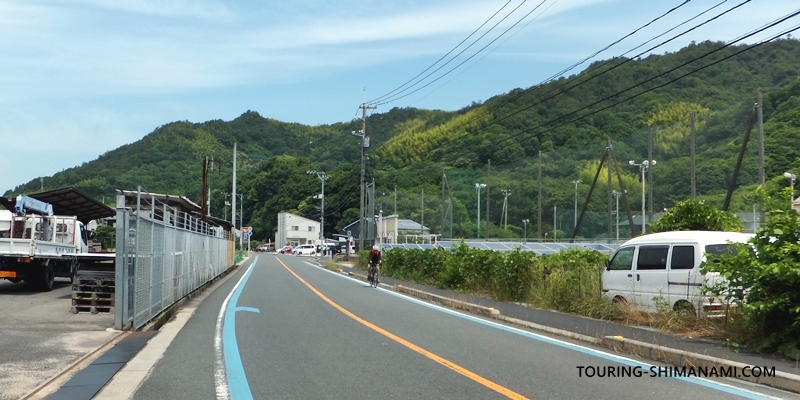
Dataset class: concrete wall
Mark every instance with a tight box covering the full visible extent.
[276,212,320,247]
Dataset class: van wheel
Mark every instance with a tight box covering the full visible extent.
[673,300,696,316]
[612,296,627,305]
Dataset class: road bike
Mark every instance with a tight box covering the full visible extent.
[367,262,380,288]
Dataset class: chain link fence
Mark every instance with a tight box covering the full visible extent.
[114,190,235,330]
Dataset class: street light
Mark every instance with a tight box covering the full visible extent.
[522,219,529,243]
[629,160,656,234]
[307,170,328,242]
[572,180,581,229]
[475,183,486,238]
[611,190,624,241]
[784,172,796,202]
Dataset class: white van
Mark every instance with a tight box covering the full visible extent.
[602,231,753,316]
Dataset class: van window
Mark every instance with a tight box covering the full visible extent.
[670,246,695,270]
[705,244,738,256]
[636,246,668,270]
[608,247,634,270]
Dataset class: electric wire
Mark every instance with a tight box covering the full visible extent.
[367,0,516,105]
[389,0,699,141]
[372,0,550,106]
[446,11,800,162]
[427,0,737,150]
[484,0,754,131]
[408,0,563,107]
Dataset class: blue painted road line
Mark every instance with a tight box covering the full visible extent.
[302,261,779,400]
[224,256,260,400]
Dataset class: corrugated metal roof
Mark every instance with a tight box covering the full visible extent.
[397,219,428,231]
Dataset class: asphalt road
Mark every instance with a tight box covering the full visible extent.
[0,277,116,400]
[130,255,799,400]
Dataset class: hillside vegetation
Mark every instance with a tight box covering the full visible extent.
[5,39,800,242]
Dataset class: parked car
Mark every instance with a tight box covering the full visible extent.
[602,230,752,316]
[255,244,273,252]
[279,246,293,254]
[292,244,317,256]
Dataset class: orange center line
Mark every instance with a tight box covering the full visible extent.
[274,256,531,400]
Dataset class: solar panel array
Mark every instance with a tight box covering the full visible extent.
[384,241,621,255]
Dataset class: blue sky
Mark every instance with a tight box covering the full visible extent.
[1,0,797,193]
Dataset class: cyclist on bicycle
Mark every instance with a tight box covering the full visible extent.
[368,245,382,285]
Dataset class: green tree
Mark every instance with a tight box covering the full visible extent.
[651,199,743,232]
[702,191,800,358]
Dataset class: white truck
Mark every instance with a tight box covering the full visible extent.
[0,195,108,291]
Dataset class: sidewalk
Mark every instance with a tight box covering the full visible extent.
[335,262,800,392]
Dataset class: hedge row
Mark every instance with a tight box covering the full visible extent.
[381,242,607,309]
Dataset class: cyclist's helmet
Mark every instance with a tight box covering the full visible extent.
[372,245,379,251]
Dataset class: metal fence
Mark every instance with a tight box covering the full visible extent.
[114,190,235,330]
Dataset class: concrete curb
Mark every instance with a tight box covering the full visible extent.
[597,336,800,393]
[335,265,800,394]
[20,331,129,400]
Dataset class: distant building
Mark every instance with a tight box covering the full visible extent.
[339,214,435,247]
[276,212,319,247]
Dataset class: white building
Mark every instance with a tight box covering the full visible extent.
[276,212,320,247]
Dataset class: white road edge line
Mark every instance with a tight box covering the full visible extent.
[215,258,256,400]
[91,259,252,400]
[302,261,786,400]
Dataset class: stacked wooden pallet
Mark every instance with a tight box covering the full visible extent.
[71,273,115,314]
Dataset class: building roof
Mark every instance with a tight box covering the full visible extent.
[117,189,202,213]
[117,189,233,230]
[279,211,319,225]
[397,219,428,231]
[340,217,428,232]
[1,187,116,224]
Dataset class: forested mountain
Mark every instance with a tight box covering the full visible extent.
[6,39,800,242]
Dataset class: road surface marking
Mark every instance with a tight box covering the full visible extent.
[304,261,784,400]
[277,256,529,400]
[215,256,259,400]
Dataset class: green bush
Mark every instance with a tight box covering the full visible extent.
[381,241,607,305]
[703,193,800,358]
[651,199,743,232]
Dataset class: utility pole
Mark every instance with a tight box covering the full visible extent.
[486,159,491,239]
[501,189,511,229]
[394,185,397,215]
[232,142,237,229]
[201,157,208,221]
[354,103,376,251]
[607,140,612,243]
[538,151,542,241]
[475,183,485,238]
[647,125,653,217]
[307,170,328,242]
[612,190,621,240]
[690,111,696,198]
[757,89,765,186]
[441,168,446,238]
[420,188,424,237]
[572,180,581,229]
[553,206,557,241]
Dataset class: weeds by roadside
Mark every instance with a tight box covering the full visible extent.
[380,244,764,346]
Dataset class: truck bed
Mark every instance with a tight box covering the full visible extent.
[0,238,79,258]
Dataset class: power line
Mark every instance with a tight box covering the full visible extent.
[451,13,800,162]
[484,0,754,132]
[372,0,550,106]
[406,0,563,107]
[428,0,735,151]
[367,0,516,105]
